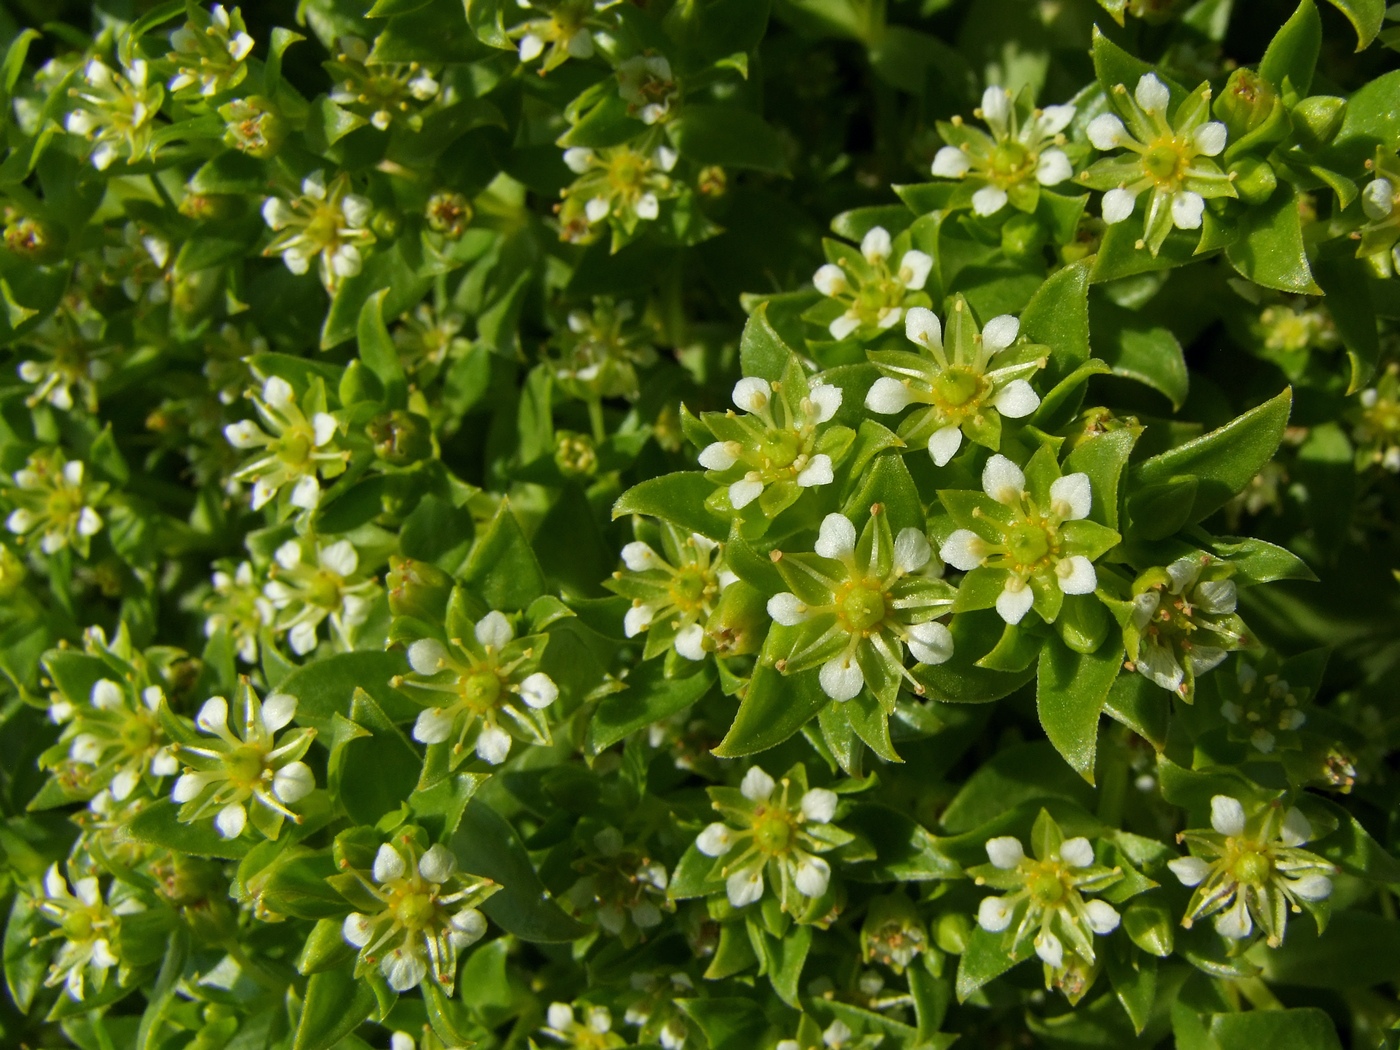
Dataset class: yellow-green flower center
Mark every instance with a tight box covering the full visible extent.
[989,142,1033,182]
[669,566,712,611]
[839,581,887,632]
[1028,863,1067,906]
[225,744,266,788]
[933,367,983,409]
[460,670,502,714]
[1231,847,1271,884]
[393,889,436,930]
[1007,522,1052,566]
[1143,139,1187,185]
[752,808,794,854]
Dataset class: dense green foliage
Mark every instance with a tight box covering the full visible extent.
[1,0,1400,1048]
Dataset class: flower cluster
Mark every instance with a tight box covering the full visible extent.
[31,866,144,1000]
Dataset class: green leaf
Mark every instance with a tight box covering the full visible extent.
[586,660,714,755]
[1091,26,1175,96]
[1105,939,1157,1035]
[356,289,407,409]
[1203,535,1317,583]
[844,803,962,880]
[128,800,251,861]
[463,502,547,612]
[1314,258,1379,393]
[451,801,587,943]
[1260,1,1322,95]
[739,302,797,381]
[955,925,1034,1001]
[1293,794,1400,881]
[1020,260,1091,382]
[276,650,414,738]
[4,893,47,1014]
[670,106,790,174]
[1224,186,1320,294]
[1210,1008,1342,1050]
[330,690,421,826]
[676,998,770,1050]
[1062,428,1138,530]
[758,923,810,1008]
[1255,910,1400,988]
[939,741,1096,833]
[293,969,376,1050]
[714,661,829,757]
[1036,636,1124,784]
[1089,298,1189,410]
[1129,388,1292,526]
[1322,0,1385,49]
[613,473,731,542]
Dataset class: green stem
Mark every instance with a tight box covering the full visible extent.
[1236,976,1283,1010]
[587,397,606,444]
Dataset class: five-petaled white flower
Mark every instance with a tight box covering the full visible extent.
[811,226,934,341]
[261,169,376,292]
[263,538,380,655]
[865,297,1045,466]
[225,374,350,511]
[1080,73,1235,255]
[3,449,106,557]
[65,57,162,171]
[1169,795,1336,947]
[31,866,144,1000]
[931,86,1076,216]
[167,4,256,97]
[608,524,736,660]
[939,451,1119,626]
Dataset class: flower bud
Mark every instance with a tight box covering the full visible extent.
[219,96,285,158]
[370,207,403,241]
[1055,593,1110,654]
[860,893,927,972]
[1228,155,1278,205]
[387,556,452,621]
[368,410,434,465]
[426,191,473,237]
[555,431,598,477]
[1214,69,1282,143]
[933,910,972,954]
[703,580,767,657]
[698,165,728,197]
[3,214,62,263]
[179,191,238,222]
[1290,95,1347,152]
[1000,213,1047,260]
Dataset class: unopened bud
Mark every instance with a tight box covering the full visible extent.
[387,556,452,621]
[1229,156,1278,205]
[1214,69,1282,144]
[704,580,767,657]
[555,431,597,477]
[860,893,927,972]
[1290,95,1346,152]
[368,410,433,465]
[426,191,473,237]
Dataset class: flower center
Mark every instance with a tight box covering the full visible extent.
[120,714,154,753]
[669,566,712,611]
[393,889,437,930]
[855,279,903,319]
[307,570,344,610]
[277,424,315,468]
[989,142,1033,182]
[607,151,647,196]
[459,670,502,714]
[1142,139,1186,185]
[752,808,794,854]
[839,581,887,632]
[1028,864,1067,906]
[761,431,800,468]
[63,911,98,941]
[1231,847,1271,884]
[933,367,983,409]
[1007,522,1052,567]
[225,744,266,788]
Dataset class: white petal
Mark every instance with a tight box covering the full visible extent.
[1055,555,1097,595]
[261,197,294,230]
[729,477,764,509]
[829,313,861,341]
[1086,113,1127,151]
[982,454,1026,504]
[476,724,512,765]
[634,193,660,221]
[813,263,848,297]
[408,639,449,676]
[673,624,706,661]
[313,413,339,447]
[654,145,678,172]
[331,243,363,278]
[621,541,662,572]
[91,679,124,710]
[624,604,655,638]
[1281,807,1313,848]
[1192,121,1227,157]
[373,843,407,883]
[341,194,372,229]
[91,938,118,969]
[906,620,953,665]
[1195,578,1237,614]
[1034,929,1064,968]
[1135,73,1171,114]
[1362,177,1395,221]
[518,33,545,62]
[928,425,963,467]
[172,772,205,803]
[893,528,931,573]
[982,314,1020,351]
[698,442,738,471]
[197,696,229,734]
[972,185,1009,217]
[475,611,513,650]
[741,766,776,801]
[1214,897,1252,940]
[1288,874,1332,901]
[418,843,457,883]
[289,475,320,510]
[899,249,933,291]
[1168,855,1211,887]
[904,306,942,350]
[809,382,843,422]
[977,896,1012,932]
[1041,149,1069,187]
[939,529,985,571]
[931,146,971,178]
[801,788,838,823]
[1059,837,1094,867]
[1102,187,1138,224]
[262,692,298,732]
[585,197,610,223]
[547,1003,576,1031]
[819,654,863,701]
[1085,899,1120,935]
[262,375,294,410]
[815,513,857,560]
[996,578,1035,625]
[518,672,558,708]
[449,907,487,944]
[289,621,319,655]
[986,836,1025,869]
[1171,190,1205,230]
[383,950,427,991]
[796,454,834,488]
[1039,104,1076,136]
[224,420,267,449]
[272,761,314,803]
[697,823,734,857]
[389,1032,415,1050]
[110,769,138,801]
[726,866,764,908]
[1210,795,1247,837]
[215,802,247,839]
[563,147,595,174]
[413,706,455,744]
[319,540,358,577]
[732,377,771,414]
[860,226,891,263]
[867,377,912,414]
[150,749,178,776]
[767,593,809,626]
[993,379,1040,419]
[274,540,303,571]
[794,855,830,897]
